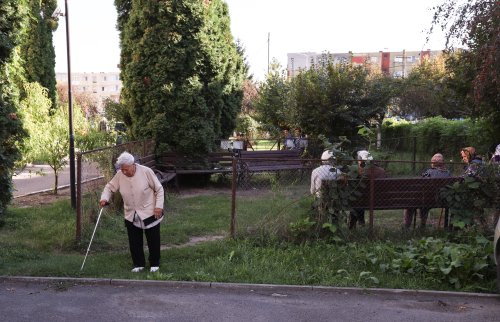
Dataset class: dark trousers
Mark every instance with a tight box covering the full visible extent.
[125,220,161,267]
[349,209,365,229]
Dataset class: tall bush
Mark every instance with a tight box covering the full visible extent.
[0,0,29,216]
[116,0,245,156]
[381,117,493,159]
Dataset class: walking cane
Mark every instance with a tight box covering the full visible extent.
[80,206,105,271]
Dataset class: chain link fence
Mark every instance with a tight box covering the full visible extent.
[75,139,154,241]
[231,156,498,239]
[74,138,498,242]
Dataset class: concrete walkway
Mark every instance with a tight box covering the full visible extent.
[12,163,102,197]
[12,164,70,197]
[1,276,499,322]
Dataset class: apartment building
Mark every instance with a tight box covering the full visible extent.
[287,49,442,79]
[56,72,122,112]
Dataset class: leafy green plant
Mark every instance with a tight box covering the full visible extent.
[377,236,493,289]
[439,165,500,229]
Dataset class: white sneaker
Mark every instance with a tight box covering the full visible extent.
[150,266,159,273]
[131,267,144,273]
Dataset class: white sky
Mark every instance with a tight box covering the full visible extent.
[54,0,447,81]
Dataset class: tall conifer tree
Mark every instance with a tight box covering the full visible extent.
[115,0,245,155]
[21,0,58,109]
[0,0,29,215]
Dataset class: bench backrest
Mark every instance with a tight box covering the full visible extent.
[136,154,156,168]
[239,150,303,166]
[323,177,460,209]
[159,152,234,168]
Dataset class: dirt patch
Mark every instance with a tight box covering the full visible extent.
[160,235,225,250]
[11,187,72,208]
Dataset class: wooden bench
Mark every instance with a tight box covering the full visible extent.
[320,176,461,229]
[154,152,234,189]
[157,152,233,175]
[135,154,177,186]
[238,150,307,172]
[237,150,310,185]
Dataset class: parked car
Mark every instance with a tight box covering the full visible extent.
[494,218,500,292]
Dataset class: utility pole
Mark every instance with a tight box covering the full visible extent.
[267,32,270,74]
[53,1,76,208]
[402,49,406,79]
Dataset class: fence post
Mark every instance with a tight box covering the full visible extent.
[76,152,82,242]
[230,157,237,238]
[369,170,374,232]
[412,136,417,173]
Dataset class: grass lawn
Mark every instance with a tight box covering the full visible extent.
[1,188,496,293]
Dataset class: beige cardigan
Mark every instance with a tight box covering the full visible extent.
[100,164,164,222]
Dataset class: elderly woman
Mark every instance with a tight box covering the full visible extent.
[404,153,451,229]
[100,151,164,273]
[461,146,483,177]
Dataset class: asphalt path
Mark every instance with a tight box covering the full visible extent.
[12,163,102,197]
[1,277,499,322]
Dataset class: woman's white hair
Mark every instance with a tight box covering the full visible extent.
[116,152,135,167]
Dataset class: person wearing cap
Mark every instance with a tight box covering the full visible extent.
[99,151,165,273]
[403,153,451,229]
[350,150,386,229]
[310,150,342,198]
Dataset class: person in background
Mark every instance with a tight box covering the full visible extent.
[349,150,386,229]
[490,144,500,164]
[236,132,253,151]
[461,146,483,177]
[292,128,306,153]
[403,153,451,229]
[99,151,164,273]
[282,128,294,150]
[310,150,342,198]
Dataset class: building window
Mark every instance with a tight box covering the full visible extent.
[103,76,107,81]
[102,87,105,91]
[83,86,86,91]
[394,56,403,63]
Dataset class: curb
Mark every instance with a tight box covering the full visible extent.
[1,276,498,299]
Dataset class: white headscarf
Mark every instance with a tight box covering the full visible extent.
[494,144,500,156]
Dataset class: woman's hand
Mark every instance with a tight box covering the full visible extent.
[154,207,163,218]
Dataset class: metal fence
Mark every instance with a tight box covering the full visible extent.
[74,142,498,242]
[75,139,154,241]
[231,157,498,239]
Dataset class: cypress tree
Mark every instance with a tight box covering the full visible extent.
[0,0,29,216]
[116,0,244,155]
[21,0,58,109]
